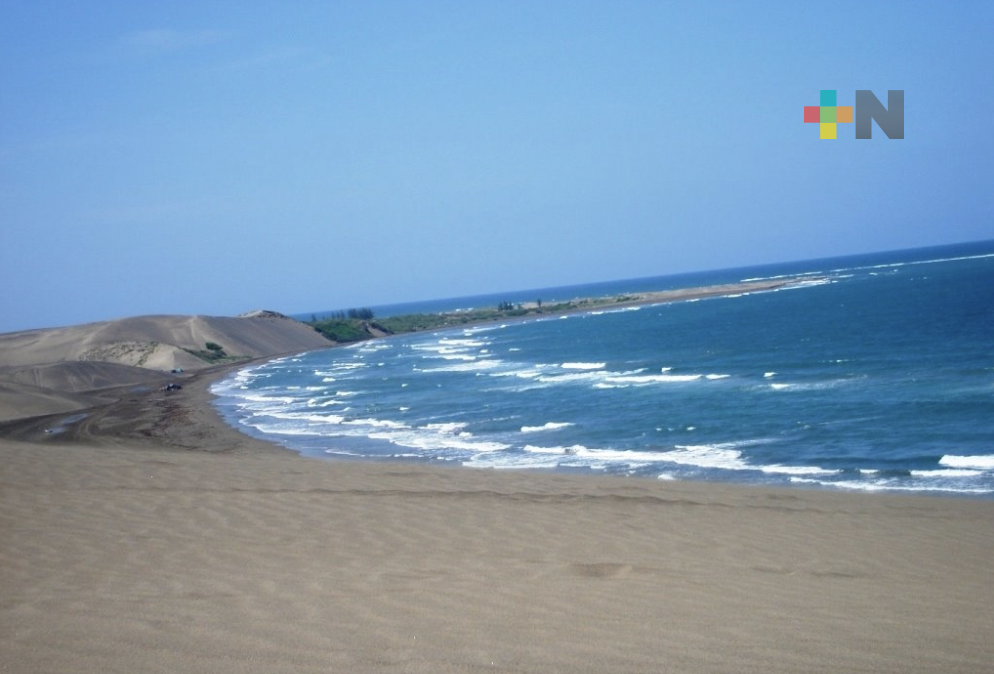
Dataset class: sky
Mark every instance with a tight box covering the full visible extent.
[1,0,992,332]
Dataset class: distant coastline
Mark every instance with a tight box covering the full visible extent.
[308,276,817,344]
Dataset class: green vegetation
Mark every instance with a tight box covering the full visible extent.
[311,318,375,343]
[317,307,375,321]
[136,341,158,368]
[305,297,618,345]
[184,341,247,364]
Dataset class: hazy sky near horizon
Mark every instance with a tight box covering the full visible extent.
[2,1,992,331]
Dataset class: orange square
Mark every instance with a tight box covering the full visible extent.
[836,106,853,123]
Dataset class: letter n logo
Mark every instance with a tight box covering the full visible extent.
[855,90,904,139]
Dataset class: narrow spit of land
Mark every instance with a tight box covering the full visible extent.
[310,277,813,343]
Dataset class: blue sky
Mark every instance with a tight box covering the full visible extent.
[2,0,991,331]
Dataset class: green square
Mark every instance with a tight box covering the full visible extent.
[821,106,837,123]
[820,90,836,106]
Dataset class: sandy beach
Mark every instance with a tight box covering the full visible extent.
[2,316,994,673]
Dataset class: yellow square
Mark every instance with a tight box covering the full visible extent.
[820,122,837,139]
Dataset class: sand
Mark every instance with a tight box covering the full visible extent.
[2,314,994,672]
[1,370,992,673]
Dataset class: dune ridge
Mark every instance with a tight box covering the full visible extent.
[0,311,331,421]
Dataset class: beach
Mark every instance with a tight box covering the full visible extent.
[3,361,994,673]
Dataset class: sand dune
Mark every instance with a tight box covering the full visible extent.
[0,311,332,421]
[0,379,103,421]
[0,311,330,369]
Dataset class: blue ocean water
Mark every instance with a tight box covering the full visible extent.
[214,241,994,496]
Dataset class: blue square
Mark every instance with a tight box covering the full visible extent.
[820,90,837,106]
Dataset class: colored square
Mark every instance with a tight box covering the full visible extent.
[804,106,820,123]
[820,89,836,106]
[821,106,837,123]
[820,122,837,139]
[836,106,853,123]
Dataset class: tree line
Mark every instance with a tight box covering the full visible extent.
[316,307,375,321]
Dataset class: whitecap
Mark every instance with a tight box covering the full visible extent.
[523,445,686,465]
[939,455,994,470]
[912,469,983,478]
[657,444,750,470]
[561,362,605,370]
[759,464,836,476]
[368,429,509,453]
[521,422,575,433]
[416,359,505,373]
[341,417,409,429]
[606,373,702,384]
[422,422,469,434]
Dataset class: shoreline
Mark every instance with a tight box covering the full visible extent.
[4,353,994,672]
[4,282,994,672]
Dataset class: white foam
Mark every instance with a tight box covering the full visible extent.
[912,469,983,478]
[490,367,547,379]
[247,423,325,436]
[462,453,565,470]
[438,338,487,347]
[416,359,505,373]
[521,422,574,433]
[368,429,509,453]
[768,379,852,391]
[306,398,344,408]
[606,373,703,384]
[315,363,366,373]
[422,422,469,434]
[341,417,409,429]
[759,464,836,476]
[355,342,392,353]
[538,372,606,384]
[561,362,605,370]
[939,455,994,470]
[775,277,834,290]
[852,251,994,273]
[268,412,347,424]
[659,444,749,470]
[790,476,992,495]
[523,444,687,465]
[236,392,297,405]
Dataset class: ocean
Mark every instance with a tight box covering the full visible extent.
[213,240,994,497]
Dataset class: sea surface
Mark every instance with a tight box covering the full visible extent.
[214,241,994,497]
